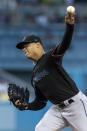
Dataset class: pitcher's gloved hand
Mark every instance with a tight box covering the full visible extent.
[8,84,29,111]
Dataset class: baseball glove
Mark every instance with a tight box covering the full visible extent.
[8,84,29,110]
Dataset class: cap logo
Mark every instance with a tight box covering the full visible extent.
[34,39,39,42]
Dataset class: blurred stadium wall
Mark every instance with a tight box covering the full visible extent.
[0,0,87,131]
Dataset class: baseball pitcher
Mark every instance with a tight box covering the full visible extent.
[8,6,87,131]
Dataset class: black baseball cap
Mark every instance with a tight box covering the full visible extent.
[16,35,42,49]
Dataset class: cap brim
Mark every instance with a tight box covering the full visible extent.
[16,42,28,49]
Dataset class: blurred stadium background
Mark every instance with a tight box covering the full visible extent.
[0,0,87,131]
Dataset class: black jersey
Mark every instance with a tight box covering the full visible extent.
[28,24,79,111]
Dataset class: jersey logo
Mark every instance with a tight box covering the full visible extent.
[32,70,49,87]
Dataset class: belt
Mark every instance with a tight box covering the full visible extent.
[58,99,74,109]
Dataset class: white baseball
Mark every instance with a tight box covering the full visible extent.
[67,6,75,14]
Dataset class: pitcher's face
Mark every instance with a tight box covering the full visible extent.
[23,42,44,60]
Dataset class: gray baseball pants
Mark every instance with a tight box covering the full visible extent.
[35,91,87,131]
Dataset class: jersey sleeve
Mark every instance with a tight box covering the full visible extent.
[51,24,74,57]
[27,87,47,111]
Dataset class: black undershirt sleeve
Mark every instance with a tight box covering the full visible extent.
[51,24,74,56]
[27,88,47,111]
